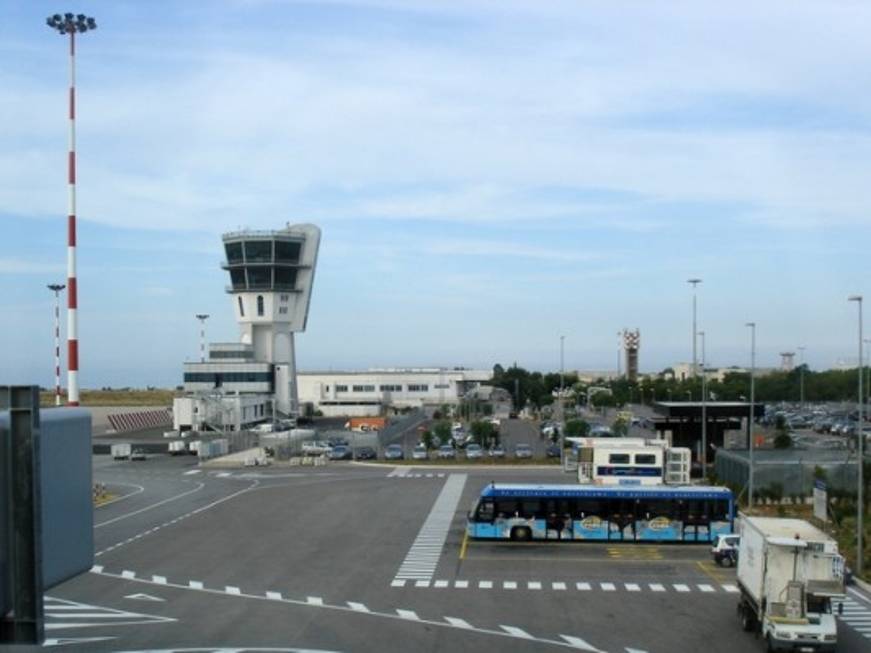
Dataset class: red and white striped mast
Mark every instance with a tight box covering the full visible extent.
[47,12,97,406]
[47,284,66,405]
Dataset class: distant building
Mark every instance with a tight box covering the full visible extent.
[670,363,778,383]
[623,329,640,382]
[297,368,493,417]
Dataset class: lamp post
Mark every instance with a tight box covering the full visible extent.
[848,295,864,576]
[798,345,806,408]
[560,335,565,467]
[47,284,66,405]
[195,314,210,363]
[616,331,622,378]
[46,13,97,407]
[699,330,707,473]
[746,322,756,508]
[688,278,702,377]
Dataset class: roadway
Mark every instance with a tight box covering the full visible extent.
[24,453,871,653]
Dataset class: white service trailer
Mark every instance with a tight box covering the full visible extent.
[111,443,131,460]
[736,516,845,652]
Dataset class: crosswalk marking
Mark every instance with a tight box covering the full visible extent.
[266,591,282,600]
[397,609,419,620]
[577,582,592,591]
[445,617,473,629]
[43,596,175,631]
[553,582,567,591]
[560,634,604,651]
[347,601,369,612]
[393,474,467,582]
[434,580,449,588]
[504,581,517,589]
[837,597,871,637]
[601,582,616,591]
[722,584,739,593]
[674,584,690,592]
[479,580,493,589]
[625,583,641,592]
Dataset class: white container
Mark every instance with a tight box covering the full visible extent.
[111,443,131,460]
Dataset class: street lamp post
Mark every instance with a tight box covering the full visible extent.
[560,335,566,467]
[47,284,66,405]
[746,322,756,508]
[798,345,806,408]
[688,279,702,377]
[195,314,210,363]
[848,295,864,576]
[616,331,622,378]
[46,12,97,407]
[699,330,707,473]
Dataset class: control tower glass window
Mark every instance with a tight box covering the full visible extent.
[244,240,272,263]
[247,266,272,289]
[257,295,265,316]
[275,267,297,289]
[225,242,243,264]
[229,268,246,290]
[275,240,301,264]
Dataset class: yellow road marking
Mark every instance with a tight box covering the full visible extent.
[459,532,469,560]
[696,560,729,584]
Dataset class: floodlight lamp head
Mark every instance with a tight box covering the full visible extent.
[848,295,863,303]
[687,278,702,285]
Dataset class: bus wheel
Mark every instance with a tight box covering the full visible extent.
[511,526,532,542]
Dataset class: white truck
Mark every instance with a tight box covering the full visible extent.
[111,443,132,460]
[736,516,845,652]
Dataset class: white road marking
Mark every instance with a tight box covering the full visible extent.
[183,469,202,475]
[123,593,164,602]
[600,582,616,591]
[391,580,407,588]
[577,582,592,591]
[307,596,324,606]
[387,467,410,478]
[43,637,116,647]
[216,472,232,478]
[43,596,175,631]
[91,565,103,574]
[649,583,666,592]
[189,581,203,590]
[393,474,467,582]
[501,625,533,639]
[553,582,567,591]
[121,570,136,580]
[674,584,690,592]
[94,482,205,528]
[434,580,449,588]
[152,575,167,585]
[347,601,369,612]
[225,586,241,595]
[479,580,493,589]
[415,580,430,588]
[503,581,518,589]
[625,583,641,592]
[528,581,542,590]
[721,584,739,593]
[93,482,145,509]
[454,580,469,589]
[397,609,419,620]
[698,584,715,593]
[445,617,473,629]
[267,592,283,600]
[560,634,605,651]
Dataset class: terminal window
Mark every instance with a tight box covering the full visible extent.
[352,385,376,392]
[244,240,272,262]
[225,241,243,264]
[335,385,348,392]
[434,383,450,389]
[248,267,271,289]
[407,384,429,392]
[379,384,402,392]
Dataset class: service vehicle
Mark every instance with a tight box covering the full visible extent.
[130,448,147,461]
[736,516,844,652]
[168,440,187,456]
[111,443,132,460]
[711,533,740,567]
[302,441,332,456]
[188,440,201,456]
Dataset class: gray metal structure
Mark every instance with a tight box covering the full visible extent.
[1,390,93,644]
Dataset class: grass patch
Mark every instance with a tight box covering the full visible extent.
[40,388,176,407]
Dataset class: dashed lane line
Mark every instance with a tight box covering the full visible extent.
[94,482,205,528]
[96,481,259,557]
[87,567,646,651]
[389,579,742,594]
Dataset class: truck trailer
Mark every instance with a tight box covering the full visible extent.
[111,443,131,460]
[736,516,845,652]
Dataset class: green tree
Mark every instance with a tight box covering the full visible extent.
[432,421,451,445]
[421,429,435,450]
[612,418,629,437]
[469,420,496,447]
[774,432,792,449]
[564,419,590,438]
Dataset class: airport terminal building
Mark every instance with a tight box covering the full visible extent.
[297,368,493,417]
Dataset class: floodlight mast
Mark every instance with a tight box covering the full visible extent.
[47,284,66,405]
[46,12,97,406]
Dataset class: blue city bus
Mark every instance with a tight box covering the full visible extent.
[466,483,734,543]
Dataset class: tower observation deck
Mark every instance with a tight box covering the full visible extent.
[220,223,321,416]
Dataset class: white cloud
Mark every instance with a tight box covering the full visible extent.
[0,257,65,275]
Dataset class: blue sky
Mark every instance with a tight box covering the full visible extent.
[2,1,871,388]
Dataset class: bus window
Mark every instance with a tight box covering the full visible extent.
[476,500,494,522]
[609,453,630,464]
[496,500,519,517]
[635,453,656,465]
[576,498,603,518]
[711,499,730,521]
[521,500,540,518]
[640,499,674,520]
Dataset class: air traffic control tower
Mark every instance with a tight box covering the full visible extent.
[220,224,321,416]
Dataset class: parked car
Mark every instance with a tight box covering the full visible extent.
[545,443,561,458]
[437,445,456,459]
[302,441,332,456]
[328,437,350,447]
[328,445,353,460]
[130,448,147,461]
[711,533,740,567]
[412,445,428,460]
[384,444,404,460]
[465,443,483,460]
[514,443,533,459]
[489,444,505,458]
[354,446,377,460]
